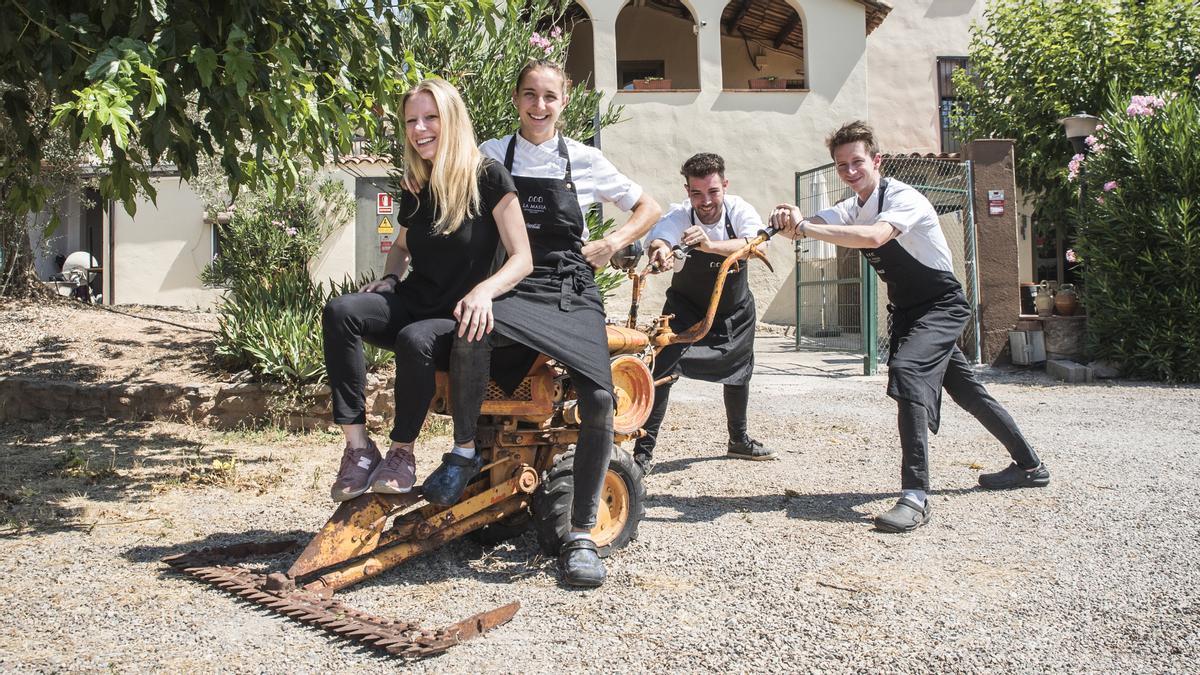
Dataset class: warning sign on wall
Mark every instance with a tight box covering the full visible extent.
[988,189,1006,216]
[376,217,394,235]
[377,193,394,215]
[380,238,393,254]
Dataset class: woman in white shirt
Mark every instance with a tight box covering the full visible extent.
[422,59,662,588]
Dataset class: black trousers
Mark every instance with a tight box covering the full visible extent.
[897,345,1040,490]
[632,341,750,461]
[452,333,615,530]
[321,292,453,444]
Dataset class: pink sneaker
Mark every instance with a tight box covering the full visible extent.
[371,445,417,494]
[330,440,381,502]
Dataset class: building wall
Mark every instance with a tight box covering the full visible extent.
[109,177,223,308]
[865,0,983,154]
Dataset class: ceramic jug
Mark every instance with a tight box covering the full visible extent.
[1054,283,1078,316]
[1034,282,1054,316]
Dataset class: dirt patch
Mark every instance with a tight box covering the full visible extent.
[0,299,224,385]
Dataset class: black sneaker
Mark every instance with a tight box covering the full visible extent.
[633,450,653,476]
[873,496,932,533]
[727,438,777,461]
[978,462,1051,490]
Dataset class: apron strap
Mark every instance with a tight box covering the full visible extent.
[877,177,889,214]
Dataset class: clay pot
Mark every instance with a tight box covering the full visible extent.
[1054,283,1078,316]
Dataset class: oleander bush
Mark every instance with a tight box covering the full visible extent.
[1074,85,1200,382]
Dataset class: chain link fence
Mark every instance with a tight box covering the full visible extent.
[794,157,980,373]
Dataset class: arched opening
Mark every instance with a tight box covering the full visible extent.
[615,0,700,90]
[720,0,807,90]
[556,2,595,90]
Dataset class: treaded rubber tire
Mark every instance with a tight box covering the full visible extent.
[531,444,646,558]
[467,511,532,547]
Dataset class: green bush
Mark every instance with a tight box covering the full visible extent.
[215,270,391,384]
[1076,85,1200,382]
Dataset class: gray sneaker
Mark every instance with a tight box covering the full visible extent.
[727,437,777,461]
[873,496,932,533]
[978,462,1051,490]
[330,440,381,502]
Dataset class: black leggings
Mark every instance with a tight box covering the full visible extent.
[633,341,750,460]
[897,346,1040,490]
[452,333,615,530]
[321,292,453,444]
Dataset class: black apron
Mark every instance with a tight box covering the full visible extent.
[863,178,967,433]
[660,207,756,385]
[488,135,614,396]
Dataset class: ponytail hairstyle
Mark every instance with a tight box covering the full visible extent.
[514,58,571,130]
[401,78,482,235]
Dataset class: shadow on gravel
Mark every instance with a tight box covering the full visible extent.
[0,421,281,538]
[123,529,313,565]
[646,488,976,524]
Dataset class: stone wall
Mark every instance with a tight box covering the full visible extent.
[0,374,396,431]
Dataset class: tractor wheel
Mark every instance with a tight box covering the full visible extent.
[532,445,646,558]
[467,511,531,547]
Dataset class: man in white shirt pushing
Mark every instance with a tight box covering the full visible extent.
[633,153,776,474]
[771,121,1050,533]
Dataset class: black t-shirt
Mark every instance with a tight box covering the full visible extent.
[394,158,517,318]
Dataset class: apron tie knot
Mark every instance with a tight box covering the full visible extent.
[556,258,592,311]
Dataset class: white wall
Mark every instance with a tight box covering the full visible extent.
[866,0,982,154]
[109,177,222,308]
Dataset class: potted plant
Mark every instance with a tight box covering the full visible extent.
[632,77,672,90]
[748,76,786,89]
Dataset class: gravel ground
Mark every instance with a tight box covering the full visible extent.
[1,336,1198,673]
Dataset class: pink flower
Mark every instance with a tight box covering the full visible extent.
[285,227,298,237]
[1103,180,1118,192]
[1065,249,1078,263]
[529,33,552,50]
[1067,153,1085,182]
[544,46,553,55]
[551,26,563,39]
[1096,195,1105,205]
[1126,94,1167,116]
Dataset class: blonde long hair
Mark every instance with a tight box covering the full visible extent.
[401,78,482,235]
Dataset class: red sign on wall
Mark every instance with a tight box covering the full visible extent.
[380,239,392,254]
[377,192,393,215]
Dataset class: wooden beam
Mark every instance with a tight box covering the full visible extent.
[773,13,799,49]
[725,0,751,35]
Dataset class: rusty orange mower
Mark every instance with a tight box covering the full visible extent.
[164,228,777,658]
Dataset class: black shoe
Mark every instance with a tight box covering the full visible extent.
[558,538,606,588]
[873,496,932,533]
[978,462,1051,490]
[727,437,777,461]
[421,452,484,505]
[633,450,653,476]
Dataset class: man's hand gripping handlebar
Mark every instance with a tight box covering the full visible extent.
[647,226,778,348]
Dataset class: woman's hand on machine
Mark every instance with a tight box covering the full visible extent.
[454,286,495,342]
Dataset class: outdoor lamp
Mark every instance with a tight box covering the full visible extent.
[1059,113,1101,154]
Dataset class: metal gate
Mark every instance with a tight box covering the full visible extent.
[793,157,979,374]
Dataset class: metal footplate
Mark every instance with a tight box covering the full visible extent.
[163,540,519,659]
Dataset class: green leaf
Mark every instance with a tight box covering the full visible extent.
[190,46,219,87]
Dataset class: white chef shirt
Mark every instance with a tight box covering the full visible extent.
[814,178,954,273]
[646,194,764,247]
[479,133,644,239]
